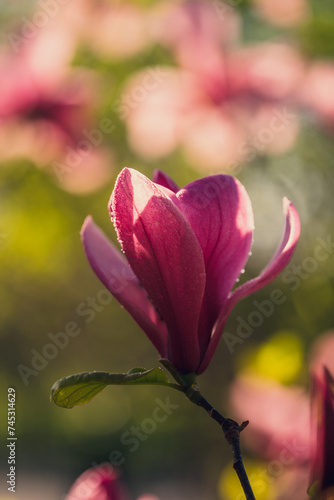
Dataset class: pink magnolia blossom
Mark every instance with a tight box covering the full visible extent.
[65,464,159,500]
[81,168,300,375]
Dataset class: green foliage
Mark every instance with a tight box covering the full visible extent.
[51,367,182,409]
[299,16,334,58]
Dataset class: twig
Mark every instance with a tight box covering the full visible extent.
[186,385,256,500]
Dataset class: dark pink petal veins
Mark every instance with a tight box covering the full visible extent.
[199,197,300,373]
[176,175,254,355]
[110,168,206,373]
[81,216,168,357]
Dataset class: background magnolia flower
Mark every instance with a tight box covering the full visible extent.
[310,367,334,499]
[251,0,310,27]
[118,0,305,171]
[230,331,334,500]
[121,36,304,172]
[0,24,113,194]
[61,0,152,61]
[65,464,159,500]
[82,168,300,375]
[299,62,334,133]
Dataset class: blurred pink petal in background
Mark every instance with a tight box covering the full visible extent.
[120,0,305,172]
[65,463,160,500]
[299,62,334,132]
[65,465,127,500]
[0,24,113,194]
[310,367,334,498]
[230,375,310,461]
[64,0,152,60]
[252,0,310,27]
[230,332,334,499]
[119,68,203,161]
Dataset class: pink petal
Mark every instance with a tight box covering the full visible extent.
[176,175,254,355]
[230,375,310,461]
[81,216,168,356]
[310,368,334,493]
[227,197,300,308]
[199,197,300,373]
[310,331,334,377]
[153,169,179,192]
[137,497,160,500]
[65,464,127,500]
[110,168,206,373]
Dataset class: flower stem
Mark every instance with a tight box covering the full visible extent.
[185,385,256,500]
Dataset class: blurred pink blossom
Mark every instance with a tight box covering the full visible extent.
[230,331,334,499]
[299,62,334,133]
[310,331,334,375]
[61,0,152,60]
[121,1,304,171]
[309,367,334,498]
[65,464,159,500]
[0,25,113,194]
[251,0,310,27]
[231,375,310,462]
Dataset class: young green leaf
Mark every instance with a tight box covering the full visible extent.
[51,367,183,409]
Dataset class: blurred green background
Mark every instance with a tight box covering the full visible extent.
[1,1,334,499]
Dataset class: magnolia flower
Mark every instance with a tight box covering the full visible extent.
[121,0,304,171]
[81,168,300,375]
[62,0,151,61]
[310,367,334,498]
[230,332,334,499]
[0,25,113,194]
[65,463,159,500]
[299,62,334,132]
